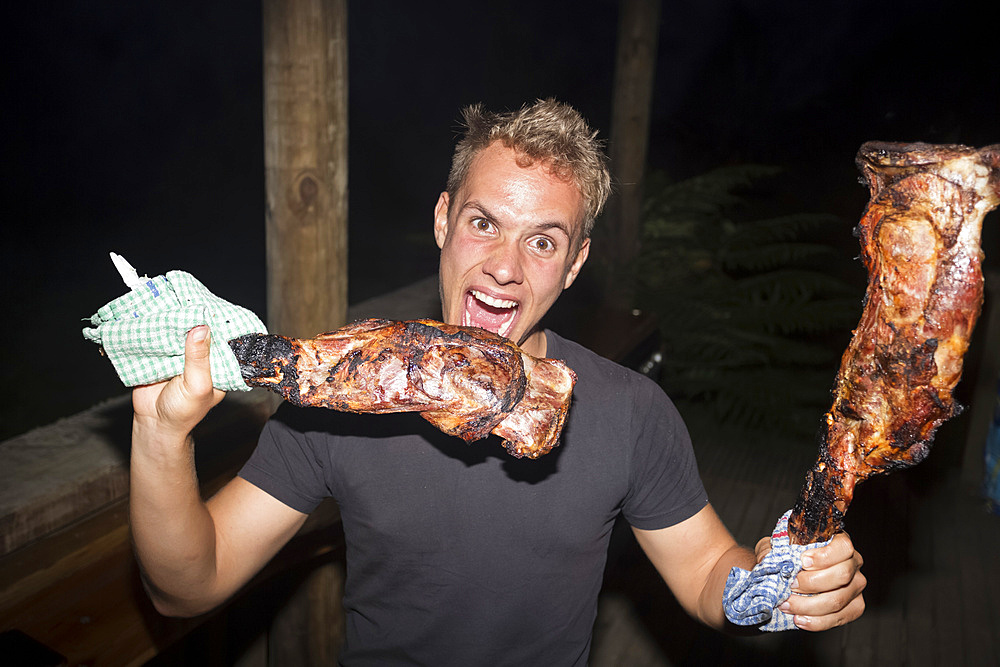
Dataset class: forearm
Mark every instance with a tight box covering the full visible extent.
[634,505,759,632]
[696,543,756,630]
[129,421,221,616]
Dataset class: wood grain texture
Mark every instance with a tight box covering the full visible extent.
[263,0,348,339]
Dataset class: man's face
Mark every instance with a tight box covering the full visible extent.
[434,142,590,357]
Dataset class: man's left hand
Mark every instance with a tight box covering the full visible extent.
[757,532,866,630]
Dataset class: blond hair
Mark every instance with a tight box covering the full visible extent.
[446,99,611,236]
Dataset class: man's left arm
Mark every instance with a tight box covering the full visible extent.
[632,503,866,631]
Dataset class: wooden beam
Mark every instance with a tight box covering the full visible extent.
[263,0,348,338]
[598,0,661,302]
[261,1,349,663]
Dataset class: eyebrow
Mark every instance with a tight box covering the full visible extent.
[462,200,573,239]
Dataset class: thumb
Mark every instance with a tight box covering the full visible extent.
[182,325,215,395]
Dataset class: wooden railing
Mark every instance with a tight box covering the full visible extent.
[0,390,277,665]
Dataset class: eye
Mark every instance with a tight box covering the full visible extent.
[471,217,494,233]
[530,236,555,253]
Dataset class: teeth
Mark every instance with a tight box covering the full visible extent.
[471,289,517,309]
[498,316,515,338]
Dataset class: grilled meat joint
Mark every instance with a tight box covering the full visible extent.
[230,318,576,459]
[789,142,1000,544]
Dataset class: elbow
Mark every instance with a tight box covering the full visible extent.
[150,597,201,618]
[149,592,219,618]
[142,579,220,618]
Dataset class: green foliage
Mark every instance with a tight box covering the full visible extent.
[635,165,860,437]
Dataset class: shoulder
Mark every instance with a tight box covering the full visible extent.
[545,329,686,450]
[266,401,336,435]
[544,329,668,405]
[546,333,707,526]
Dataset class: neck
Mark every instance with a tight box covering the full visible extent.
[520,329,547,357]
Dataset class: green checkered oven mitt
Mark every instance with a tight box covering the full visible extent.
[82,261,266,391]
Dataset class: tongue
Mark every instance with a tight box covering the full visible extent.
[466,296,515,335]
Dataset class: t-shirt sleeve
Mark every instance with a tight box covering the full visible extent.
[238,404,331,514]
[621,375,708,530]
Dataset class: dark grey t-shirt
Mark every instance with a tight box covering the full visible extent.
[239,330,708,666]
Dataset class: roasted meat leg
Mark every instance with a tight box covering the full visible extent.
[788,142,1000,544]
[229,319,576,459]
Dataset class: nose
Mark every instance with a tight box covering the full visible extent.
[482,238,524,286]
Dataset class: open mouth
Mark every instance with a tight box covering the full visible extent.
[462,289,519,338]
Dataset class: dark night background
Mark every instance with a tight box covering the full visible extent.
[1,0,997,440]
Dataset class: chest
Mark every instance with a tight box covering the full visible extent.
[326,411,630,564]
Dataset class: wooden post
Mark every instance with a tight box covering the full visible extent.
[598,0,660,303]
[261,1,348,664]
[263,0,348,338]
[267,559,346,666]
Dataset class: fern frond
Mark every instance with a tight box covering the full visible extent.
[635,165,858,437]
[732,270,856,301]
[720,242,839,273]
[724,213,839,246]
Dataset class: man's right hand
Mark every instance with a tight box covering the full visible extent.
[129,322,304,617]
[132,324,226,439]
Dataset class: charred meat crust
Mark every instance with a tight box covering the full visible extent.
[229,333,301,400]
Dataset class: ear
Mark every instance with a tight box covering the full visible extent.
[562,237,590,290]
[433,192,450,249]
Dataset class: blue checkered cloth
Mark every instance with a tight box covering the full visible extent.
[722,510,830,632]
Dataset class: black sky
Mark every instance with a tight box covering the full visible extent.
[1,0,997,439]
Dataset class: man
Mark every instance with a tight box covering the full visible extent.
[131,99,865,665]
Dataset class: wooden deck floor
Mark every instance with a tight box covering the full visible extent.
[590,420,1000,666]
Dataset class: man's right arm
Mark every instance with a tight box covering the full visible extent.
[129,325,308,617]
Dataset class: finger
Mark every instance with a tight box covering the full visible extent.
[786,588,867,632]
[800,533,857,571]
[182,325,216,397]
[795,534,863,595]
[793,551,862,595]
[149,327,224,432]
[783,567,867,618]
